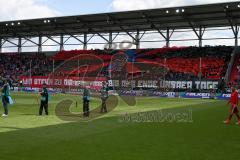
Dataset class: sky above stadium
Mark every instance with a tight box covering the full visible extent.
[0,0,238,21]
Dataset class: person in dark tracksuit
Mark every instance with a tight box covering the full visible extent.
[39,83,49,116]
[1,80,10,117]
[100,82,109,113]
[83,86,90,117]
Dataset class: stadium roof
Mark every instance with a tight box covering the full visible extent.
[0,1,240,38]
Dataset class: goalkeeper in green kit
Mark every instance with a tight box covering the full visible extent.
[39,83,49,116]
[100,81,109,113]
[1,80,10,117]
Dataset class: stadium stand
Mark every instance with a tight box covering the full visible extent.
[50,46,233,81]
[0,46,234,89]
[230,54,240,85]
[0,53,52,86]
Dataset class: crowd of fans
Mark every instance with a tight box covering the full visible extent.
[0,53,52,87]
[137,46,233,81]
[0,46,235,92]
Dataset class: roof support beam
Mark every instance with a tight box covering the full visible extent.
[97,33,109,43]
[112,32,120,42]
[63,36,71,44]
[230,24,239,47]
[157,29,167,40]
[41,38,49,46]
[87,34,96,43]
[61,29,85,44]
[105,32,119,49]
[165,28,174,48]
[225,9,239,46]
[135,30,140,49]
[122,29,137,41]
[60,34,64,51]
[155,28,174,47]
[0,38,2,53]
[38,35,42,53]
[142,12,174,47]
[1,39,6,47]
[3,38,18,46]
[106,14,137,41]
[18,37,22,53]
[233,25,239,47]
[228,20,239,47]
[23,37,39,46]
[134,30,146,49]
[166,28,170,48]
[187,19,206,47]
[139,31,146,40]
[68,34,84,44]
[191,26,206,47]
[76,18,113,44]
[143,13,169,41]
[199,27,206,47]
[83,33,87,50]
[145,12,175,47]
[45,36,60,45]
[109,32,113,49]
[21,39,28,46]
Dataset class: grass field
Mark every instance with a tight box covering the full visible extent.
[0,92,240,160]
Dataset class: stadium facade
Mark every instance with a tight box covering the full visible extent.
[0,1,240,93]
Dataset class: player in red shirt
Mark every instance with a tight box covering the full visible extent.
[224,87,240,125]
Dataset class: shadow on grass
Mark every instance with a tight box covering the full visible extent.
[0,100,237,160]
[55,95,119,122]
[0,126,22,130]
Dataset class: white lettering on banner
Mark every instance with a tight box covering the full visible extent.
[195,81,218,90]
[142,81,148,88]
[207,82,212,89]
[91,81,102,87]
[195,81,200,89]
[153,81,158,88]
[22,78,32,85]
[213,82,218,89]
[132,80,136,88]
[181,81,186,89]
[201,82,207,90]
[113,80,120,87]
[187,82,192,89]
[54,79,62,85]
[122,80,128,87]
[137,80,142,87]
[176,81,181,89]
[108,80,112,87]
[137,80,158,88]
[120,80,138,88]
[73,81,79,86]
[221,94,240,98]
[170,81,176,88]
[34,79,53,85]
[88,80,219,89]
[167,92,176,98]
[20,77,219,90]
[186,93,211,97]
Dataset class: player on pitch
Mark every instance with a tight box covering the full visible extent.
[1,80,10,117]
[100,81,109,113]
[39,83,49,116]
[83,85,90,117]
[224,87,240,125]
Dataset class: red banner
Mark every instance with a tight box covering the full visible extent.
[19,76,106,90]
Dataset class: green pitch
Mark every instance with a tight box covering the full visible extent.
[0,92,239,160]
